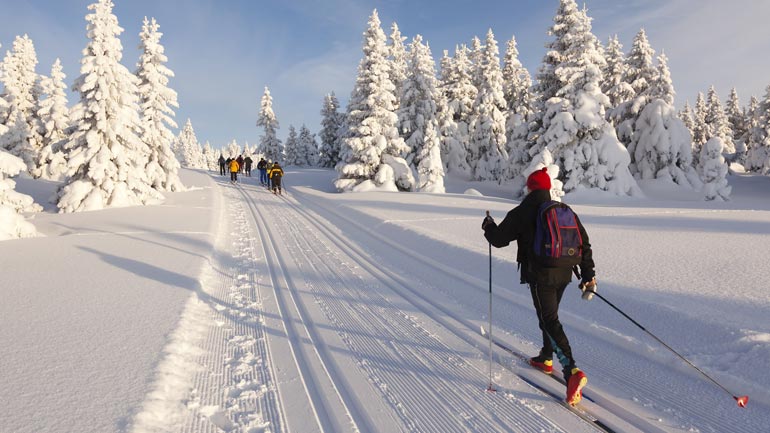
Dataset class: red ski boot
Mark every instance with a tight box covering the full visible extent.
[529,356,553,374]
[565,368,587,406]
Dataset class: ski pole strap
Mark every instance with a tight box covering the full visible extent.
[573,266,581,280]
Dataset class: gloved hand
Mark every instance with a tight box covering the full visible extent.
[482,215,495,230]
[579,277,597,301]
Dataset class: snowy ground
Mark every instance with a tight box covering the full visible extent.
[2,168,768,433]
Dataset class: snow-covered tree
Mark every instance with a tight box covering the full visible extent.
[34,59,69,180]
[58,0,160,213]
[0,34,44,172]
[257,86,282,163]
[335,10,411,192]
[704,86,735,154]
[439,45,475,176]
[725,88,746,143]
[283,125,299,166]
[679,101,695,134]
[318,92,343,168]
[610,29,657,148]
[388,22,408,109]
[741,96,760,168]
[296,125,318,167]
[398,35,444,192]
[502,35,535,179]
[746,87,770,174]
[692,92,708,146]
[529,0,638,195]
[225,140,241,159]
[176,119,204,168]
[135,16,183,192]
[0,150,40,240]
[202,141,217,171]
[698,137,731,200]
[626,51,698,187]
[602,35,634,111]
[468,29,508,181]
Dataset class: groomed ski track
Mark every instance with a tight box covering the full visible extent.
[130,171,768,433]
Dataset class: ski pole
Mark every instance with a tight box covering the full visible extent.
[486,211,496,392]
[591,290,748,407]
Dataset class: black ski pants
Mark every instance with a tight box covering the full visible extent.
[529,281,575,372]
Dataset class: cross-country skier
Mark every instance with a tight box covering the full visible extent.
[481,168,597,405]
[269,162,284,195]
[229,158,240,183]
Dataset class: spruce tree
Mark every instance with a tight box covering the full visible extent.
[529,0,638,195]
[389,22,408,109]
[0,34,44,172]
[704,86,735,154]
[439,45,475,176]
[602,35,634,110]
[34,58,69,180]
[398,35,444,192]
[746,86,770,174]
[58,0,159,213]
[502,35,535,179]
[741,96,760,167]
[257,86,282,163]
[335,10,410,192]
[610,29,658,148]
[297,125,318,167]
[284,125,299,166]
[136,17,183,191]
[318,92,342,168]
[468,29,507,181]
[176,119,204,169]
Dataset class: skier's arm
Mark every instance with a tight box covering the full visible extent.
[483,209,519,248]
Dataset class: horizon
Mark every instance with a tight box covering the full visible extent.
[2,0,769,149]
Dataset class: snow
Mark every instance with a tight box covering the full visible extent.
[2,167,770,433]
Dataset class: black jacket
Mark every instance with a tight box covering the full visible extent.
[483,189,595,285]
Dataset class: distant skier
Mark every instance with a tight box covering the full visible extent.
[269,162,284,195]
[244,155,253,177]
[257,158,268,186]
[229,158,240,183]
[236,155,245,174]
[218,154,226,176]
[481,168,596,406]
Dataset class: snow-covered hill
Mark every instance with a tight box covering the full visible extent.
[1,168,768,432]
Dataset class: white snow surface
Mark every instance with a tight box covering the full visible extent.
[2,168,769,433]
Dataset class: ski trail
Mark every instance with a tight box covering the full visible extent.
[130,179,284,433]
[242,186,598,432]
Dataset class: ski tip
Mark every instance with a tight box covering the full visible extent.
[735,395,748,408]
[486,385,497,393]
[480,325,486,336]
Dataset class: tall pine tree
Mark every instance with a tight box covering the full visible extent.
[34,58,70,180]
[318,92,342,168]
[335,10,410,192]
[257,86,282,163]
[58,0,159,213]
[136,17,183,192]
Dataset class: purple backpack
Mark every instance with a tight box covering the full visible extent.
[533,201,584,268]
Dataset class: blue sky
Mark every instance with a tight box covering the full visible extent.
[2,0,769,149]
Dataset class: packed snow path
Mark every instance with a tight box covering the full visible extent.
[128,170,770,433]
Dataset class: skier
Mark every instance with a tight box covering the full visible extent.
[229,158,240,183]
[257,158,268,185]
[218,154,226,176]
[269,162,284,195]
[236,155,245,174]
[481,168,596,406]
[244,155,253,177]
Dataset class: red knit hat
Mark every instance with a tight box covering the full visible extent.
[526,168,551,191]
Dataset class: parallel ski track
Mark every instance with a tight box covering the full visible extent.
[236,183,362,433]
[284,186,763,433]
[267,198,568,431]
[277,186,682,433]
[245,185,610,433]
